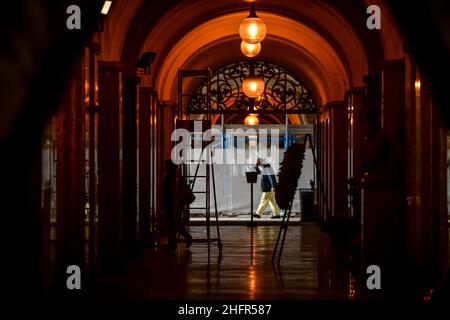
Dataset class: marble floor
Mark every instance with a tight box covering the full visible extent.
[92,225,362,300]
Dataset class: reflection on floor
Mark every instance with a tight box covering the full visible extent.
[189,213,303,225]
[93,225,361,300]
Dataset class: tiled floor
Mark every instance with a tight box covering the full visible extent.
[92,225,361,300]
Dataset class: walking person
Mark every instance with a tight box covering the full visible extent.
[254,158,281,219]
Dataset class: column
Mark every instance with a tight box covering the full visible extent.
[97,61,123,270]
[55,53,86,291]
[382,60,405,148]
[350,87,365,185]
[138,87,152,243]
[418,72,434,287]
[317,109,332,222]
[327,117,332,221]
[404,56,420,286]
[329,101,348,218]
[430,80,449,289]
[156,101,177,225]
[405,59,449,292]
[317,119,323,221]
[362,67,405,296]
[122,75,140,256]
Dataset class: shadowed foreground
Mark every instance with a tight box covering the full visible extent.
[92,225,361,300]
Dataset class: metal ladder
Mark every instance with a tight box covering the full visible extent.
[185,137,223,253]
[178,69,223,255]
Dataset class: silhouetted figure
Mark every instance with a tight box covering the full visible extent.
[162,160,192,251]
[361,108,405,296]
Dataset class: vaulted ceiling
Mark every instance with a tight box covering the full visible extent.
[98,0,404,107]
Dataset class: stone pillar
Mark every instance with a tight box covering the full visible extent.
[349,87,365,185]
[327,117,332,221]
[404,57,420,290]
[361,67,405,296]
[347,87,365,224]
[160,101,177,161]
[122,75,140,256]
[156,101,177,228]
[55,53,86,292]
[97,61,123,270]
[329,101,348,218]
[138,87,153,243]
[317,111,331,222]
[382,60,405,147]
[317,119,324,221]
[382,59,407,269]
[430,83,449,291]
[405,57,449,293]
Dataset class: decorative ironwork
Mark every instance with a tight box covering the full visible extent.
[187,60,317,114]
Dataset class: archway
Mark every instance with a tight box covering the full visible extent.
[187,60,317,117]
[177,58,319,223]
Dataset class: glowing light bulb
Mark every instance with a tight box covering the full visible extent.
[245,114,259,126]
[239,18,267,44]
[240,41,261,58]
[242,76,265,98]
[239,3,267,44]
[248,24,258,37]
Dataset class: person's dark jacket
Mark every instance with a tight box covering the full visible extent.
[255,165,277,192]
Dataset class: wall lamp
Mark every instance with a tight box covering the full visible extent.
[101,1,113,15]
[138,52,157,75]
[98,1,113,32]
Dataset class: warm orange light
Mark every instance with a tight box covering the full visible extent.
[247,266,257,299]
[239,3,267,44]
[415,80,421,96]
[242,76,264,98]
[245,114,259,126]
[239,18,267,44]
[240,41,261,58]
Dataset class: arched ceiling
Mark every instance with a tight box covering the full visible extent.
[149,12,362,104]
[184,40,325,110]
[97,0,144,61]
[144,7,371,104]
[98,0,405,106]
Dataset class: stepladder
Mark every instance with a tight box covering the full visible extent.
[176,119,223,255]
[177,69,223,257]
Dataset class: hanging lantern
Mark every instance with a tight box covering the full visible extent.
[240,41,261,58]
[244,114,259,126]
[239,2,267,44]
[242,75,264,98]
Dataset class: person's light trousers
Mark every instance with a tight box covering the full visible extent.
[256,191,281,216]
